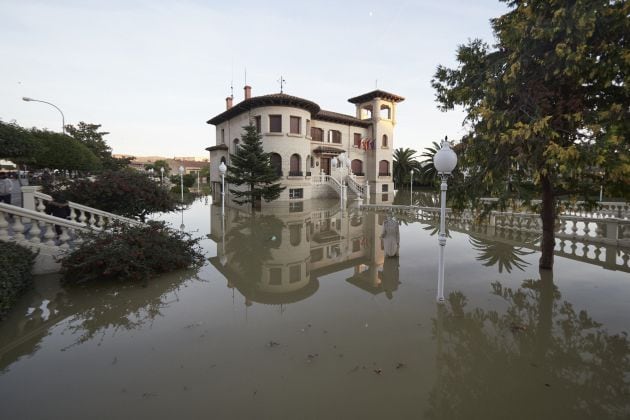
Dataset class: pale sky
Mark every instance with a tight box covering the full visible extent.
[1,0,507,158]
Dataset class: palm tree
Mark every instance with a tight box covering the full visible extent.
[419,141,441,183]
[393,147,419,189]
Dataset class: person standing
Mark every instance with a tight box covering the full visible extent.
[45,193,72,235]
[0,172,13,204]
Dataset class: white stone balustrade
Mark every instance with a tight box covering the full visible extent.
[1,202,91,274]
[21,186,143,229]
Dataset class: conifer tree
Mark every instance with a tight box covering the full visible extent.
[224,124,285,209]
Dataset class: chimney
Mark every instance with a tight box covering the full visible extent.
[244,85,252,100]
[226,96,233,110]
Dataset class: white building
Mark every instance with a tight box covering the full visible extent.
[206,86,404,207]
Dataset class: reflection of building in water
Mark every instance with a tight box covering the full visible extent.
[208,200,398,306]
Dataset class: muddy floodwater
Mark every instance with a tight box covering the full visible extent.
[1,196,629,419]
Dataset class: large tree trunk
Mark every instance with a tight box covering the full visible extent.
[539,175,555,269]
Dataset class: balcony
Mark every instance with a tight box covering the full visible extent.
[289,171,303,177]
[378,172,391,177]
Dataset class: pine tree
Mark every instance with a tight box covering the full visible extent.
[224,124,286,209]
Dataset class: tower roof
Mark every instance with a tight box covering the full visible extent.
[347,89,405,104]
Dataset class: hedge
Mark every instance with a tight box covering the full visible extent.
[0,241,36,319]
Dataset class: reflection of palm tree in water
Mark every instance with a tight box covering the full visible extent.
[427,269,630,419]
[469,235,534,273]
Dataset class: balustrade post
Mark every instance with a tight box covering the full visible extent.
[606,220,619,242]
[21,186,42,211]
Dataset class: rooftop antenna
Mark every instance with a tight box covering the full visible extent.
[230,60,234,98]
[244,67,247,85]
[278,75,286,93]
[375,79,378,89]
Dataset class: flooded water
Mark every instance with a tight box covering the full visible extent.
[1,196,629,419]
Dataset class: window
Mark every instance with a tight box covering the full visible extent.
[361,106,372,119]
[269,115,282,132]
[306,119,311,135]
[354,133,361,148]
[380,104,391,119]
[233,138,239,150]
[289,154,302,176]
[382,184,388,192]
[289,224,302,246]
[352,239,361,252]
[289,201,303,212]
[328,130,341,144]
[254,116,261,133]
[289,265,301,283]
[351,159,363,175]
[269,268,282,285]
[311,127,323,142]
[290,116,301,134]
[311,248,323,263]
[382,134,388,148]
[289,188,303,199]
[221,128,225,144]
[379,160,390,176]
[270,153,282,176]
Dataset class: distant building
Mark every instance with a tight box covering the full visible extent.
[205,86,403,206]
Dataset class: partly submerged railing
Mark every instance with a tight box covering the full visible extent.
[22,186,143,229]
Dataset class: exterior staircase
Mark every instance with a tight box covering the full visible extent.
[1,186,144,274]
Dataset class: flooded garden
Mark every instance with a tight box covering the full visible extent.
[1,195,629,419]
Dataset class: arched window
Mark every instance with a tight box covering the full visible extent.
[361,105,373,120]
[311,127,324,142]
[289,154,301,176]
[328,130,341,144]
[382,134,388,148]
[351,159,363,176]
[380,104,391,119]
[233,138,240,150]
[270,153,282,176]
[220,156,226,164]
[378,160,390,176]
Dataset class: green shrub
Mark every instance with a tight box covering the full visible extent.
[60,221,205,283]
[0,242,37,319]
[50,169,177,222]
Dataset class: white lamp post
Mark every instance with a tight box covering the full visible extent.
[219,161,227,216]
[433,137,458,303]
[410,169,414,206]
[160,166,164,184]
[178,165,185,202]
[22,97,66,134]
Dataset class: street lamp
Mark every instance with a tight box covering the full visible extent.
[178,165,185,202]
[410,169,414,206]
[433,136,458,303]
[22,97,66,134]
[160,166,164,184]
[219,161,227,216]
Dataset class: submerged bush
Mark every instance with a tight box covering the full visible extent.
[61,221,204,284]
[0,242,37,319]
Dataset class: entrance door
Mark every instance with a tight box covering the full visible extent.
[321,158,331,175]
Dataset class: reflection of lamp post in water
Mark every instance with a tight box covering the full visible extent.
[219,161,227,216]
[220,210,227,266]
[180,208,185,231]
[433,137,457,303]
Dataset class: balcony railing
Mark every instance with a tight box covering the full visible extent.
[288,171,303,177]
[378,172,391,176]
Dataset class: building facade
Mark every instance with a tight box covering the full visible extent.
[206,86,404,207]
